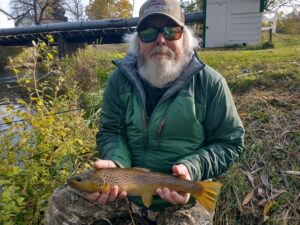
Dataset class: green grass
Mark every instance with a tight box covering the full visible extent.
[200,34,300,225]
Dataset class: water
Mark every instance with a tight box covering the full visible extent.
[0,71,26,132]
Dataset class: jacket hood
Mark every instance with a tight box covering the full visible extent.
[113,51,205,104]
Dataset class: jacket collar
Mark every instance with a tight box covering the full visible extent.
[113,51,205,104]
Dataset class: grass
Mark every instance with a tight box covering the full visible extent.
[198,34,300,225]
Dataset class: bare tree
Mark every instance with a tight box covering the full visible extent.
[264,0,295,11]
[180,0,202,13]
[63,0,85,21]
[10,0,66,25]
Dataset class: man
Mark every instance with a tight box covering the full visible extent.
[45,0,244,224]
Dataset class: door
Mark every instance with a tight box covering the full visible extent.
[205,1,228,47]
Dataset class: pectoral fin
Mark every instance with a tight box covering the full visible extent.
[141,193,153,208]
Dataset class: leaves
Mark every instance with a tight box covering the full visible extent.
[263,201,274,221]
[86,0,133,20]
[242,190,254,206]
[0,37,97,224]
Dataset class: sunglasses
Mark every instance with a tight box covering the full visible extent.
[138,26,184,43]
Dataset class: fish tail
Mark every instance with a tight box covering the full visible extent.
[192,181,222,212]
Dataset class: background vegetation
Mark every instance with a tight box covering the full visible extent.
[0,33,299,225]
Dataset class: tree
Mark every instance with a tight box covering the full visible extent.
[276,8,300,34]
[180,0,202,13]
[10,0,67,25]
[263,0,295,11]
[85,0,132,20]
[63,0,85,21]
[179,0,202,38]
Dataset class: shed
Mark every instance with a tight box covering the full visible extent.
[203,0,266,47]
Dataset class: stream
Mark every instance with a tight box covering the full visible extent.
[0,71,26,133]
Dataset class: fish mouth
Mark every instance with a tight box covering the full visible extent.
[67,178,74,186]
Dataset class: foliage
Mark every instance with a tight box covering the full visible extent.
[85,0,133,20]
[180,0,202,13]
[65,45,125,121]
[0,36,97,224]
[276,10,300,34]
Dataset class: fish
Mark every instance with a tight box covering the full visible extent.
[67,167,222,212]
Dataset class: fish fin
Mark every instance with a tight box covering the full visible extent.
[132,167,151,172]
[101,184,111,193]
[141,192,153,208]
[192,181,222,212]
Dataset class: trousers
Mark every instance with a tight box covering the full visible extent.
[45,184,214,225]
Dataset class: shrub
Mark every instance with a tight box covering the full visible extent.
[0,37,97,224]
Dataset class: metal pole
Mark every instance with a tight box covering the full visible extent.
[0,12,203,36]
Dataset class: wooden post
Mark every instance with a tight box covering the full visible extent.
[269,28,272,42]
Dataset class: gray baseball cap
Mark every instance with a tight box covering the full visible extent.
[137,0,185,30]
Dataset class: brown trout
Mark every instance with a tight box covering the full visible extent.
[67,168,222,212]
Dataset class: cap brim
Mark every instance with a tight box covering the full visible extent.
[136,13,184,31]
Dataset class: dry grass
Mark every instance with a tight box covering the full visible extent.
[206,34,300,225]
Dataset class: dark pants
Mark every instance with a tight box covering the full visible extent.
[45,185,214,225]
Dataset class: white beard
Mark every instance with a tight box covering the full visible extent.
[138,46,189,88]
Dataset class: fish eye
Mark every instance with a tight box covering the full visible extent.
[74,176,83,182]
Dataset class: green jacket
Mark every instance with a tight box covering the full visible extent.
[96,52,244,211]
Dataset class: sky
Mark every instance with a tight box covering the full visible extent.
[0,0,299,20]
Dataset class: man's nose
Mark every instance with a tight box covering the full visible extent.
[155,32,166,45]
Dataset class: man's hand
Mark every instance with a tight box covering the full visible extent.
[156,164,191,205]
[86,159,127,204]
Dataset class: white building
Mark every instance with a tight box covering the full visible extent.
[203,0,266,47]
[0,9,14,28]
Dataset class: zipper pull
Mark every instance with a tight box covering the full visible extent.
[142,110,148,128]
[157,118,166,140]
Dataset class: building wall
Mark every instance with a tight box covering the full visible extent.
[227,12,262,45]
[0,11,15,29]
[227,0,262,45]
[205,0,263,47]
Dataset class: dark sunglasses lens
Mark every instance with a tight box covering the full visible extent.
[139,27,158,43]
[163,27,183,41]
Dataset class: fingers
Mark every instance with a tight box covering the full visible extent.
[86,192,100,202]
[93,159,117,169]
[156,187,190,205]
[86,185,127,205]
[118,191,127,200]
[107,185,118,202]
[172,164,191,180]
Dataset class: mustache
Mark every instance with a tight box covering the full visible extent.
[149,46,174,58]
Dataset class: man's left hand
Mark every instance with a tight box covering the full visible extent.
[156,164,191,205]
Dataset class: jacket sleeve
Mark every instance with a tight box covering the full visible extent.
[96,69,132,168]
[176,76,245,181]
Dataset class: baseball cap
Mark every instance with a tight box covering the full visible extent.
[137,0,185,31]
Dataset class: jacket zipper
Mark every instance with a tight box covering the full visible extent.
[157,118,166,142]
[141,109,149,165]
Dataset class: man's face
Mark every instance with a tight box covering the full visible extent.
[138,15,185,63]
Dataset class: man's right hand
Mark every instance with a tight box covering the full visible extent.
[86,159,127,204]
